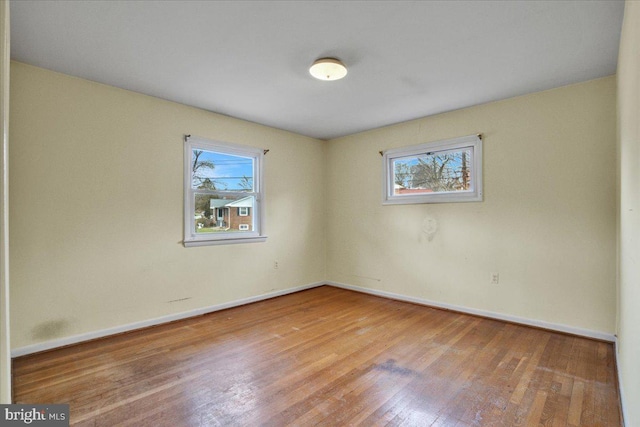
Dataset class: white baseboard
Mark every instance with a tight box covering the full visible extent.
[326,281,616,342]
[12,280,617,357]
[11,281,325,358]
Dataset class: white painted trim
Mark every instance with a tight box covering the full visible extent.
[183,236,267,247]
[326,281,616,342]
[12,280,617,357]
[0,0,11,404]
[11,281,325,357]
[382,134,483,205]
[183,135,266,247]
[615,338,628,427]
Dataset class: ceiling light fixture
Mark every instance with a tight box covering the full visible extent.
[309,57,348,81]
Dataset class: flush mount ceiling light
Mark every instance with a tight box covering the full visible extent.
[309,57,348,81]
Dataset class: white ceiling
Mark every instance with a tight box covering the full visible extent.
[10,1,624,140]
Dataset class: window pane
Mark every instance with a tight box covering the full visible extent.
[191,149,254,191]
[393,149,472,195]
[194,194,255,234]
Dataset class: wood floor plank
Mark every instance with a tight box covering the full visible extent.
[12,286,622,426]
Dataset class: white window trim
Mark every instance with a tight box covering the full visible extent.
[184,135,266,247]
[238,207,249,216]
[382,134,483,205]
[239,224,250,231]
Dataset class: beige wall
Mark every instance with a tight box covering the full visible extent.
[0,0,11,404]
[8,46,620,390]
[617,1,640,425]
[326,77,617,335]
[9,62,326,349]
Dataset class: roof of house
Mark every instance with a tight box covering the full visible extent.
[210,196,253,209]
[225,197,253,208]
[209,199,229,209]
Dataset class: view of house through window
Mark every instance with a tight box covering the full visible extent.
[192,148,254,233]
[184,136,265,246]
[196,195,254,233]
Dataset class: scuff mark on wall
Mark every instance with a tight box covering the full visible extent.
[421,216,438,242]
[31,319,71,341]
[167,297,192,303]
[340,273,381,282]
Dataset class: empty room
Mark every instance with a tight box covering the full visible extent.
[0,0,639,426]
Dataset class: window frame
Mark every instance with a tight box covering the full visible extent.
[183,135,266,247]
[382,134,483,205]
[238,207,249,217]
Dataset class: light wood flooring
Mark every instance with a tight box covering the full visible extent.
[12,286,622,426]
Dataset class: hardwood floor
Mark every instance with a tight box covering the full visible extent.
[12,286,621,426]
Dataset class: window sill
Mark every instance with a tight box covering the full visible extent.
[383,193,483,205]
[183,236,268,247]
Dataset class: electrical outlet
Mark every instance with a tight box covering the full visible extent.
[491,272,499,284]
[274,261,279,270]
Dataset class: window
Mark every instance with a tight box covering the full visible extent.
[383,134,482,205]
[184,135,266,246]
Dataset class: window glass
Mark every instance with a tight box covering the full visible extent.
[383,135,482,205]
[191,150,254,192]
[392,148,473,195]
[184,136,265,246]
